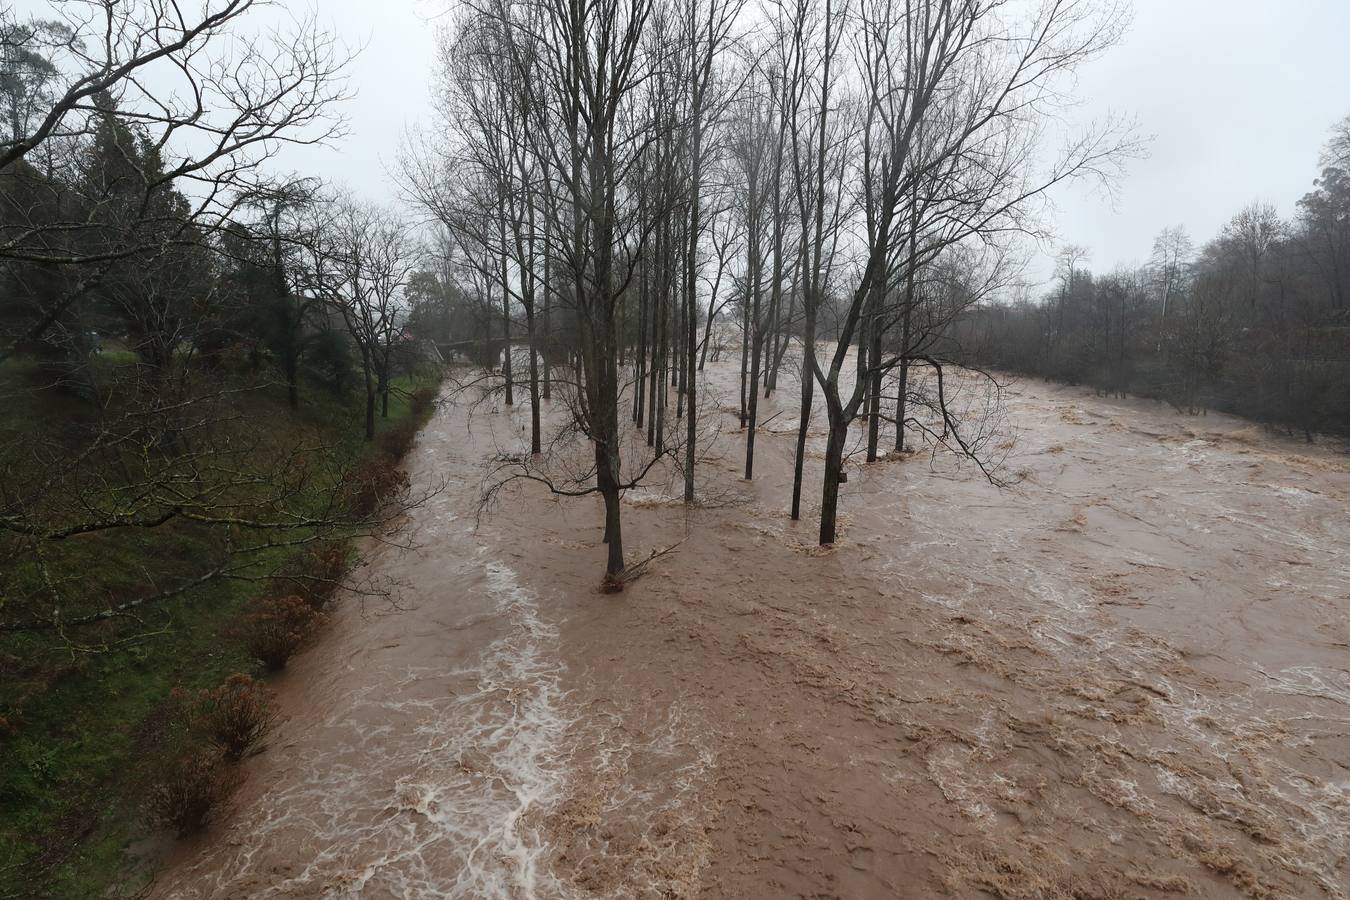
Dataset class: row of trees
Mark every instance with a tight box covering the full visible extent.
[403,0,1135,581]
[0,1,434,640]
[967,116,1350,439]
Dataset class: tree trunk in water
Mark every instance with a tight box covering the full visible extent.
[592,337,625,577]
[790,318,815,520]
[865,317,882,461]
[649,219,667,449]
[895,360,909,453]
[684,242,697,504]
[652,258,666,453]
[675,282,686,421]
[745,285,764,479]
[671,297,680,390]
[635,261,648,426]
[684,288,696,502]
[647,289,661,447]
[542,222,552,402]
[768,285,796,393]
[739,293,749,427]
[764,250,782,401]
[499,197,514,407]
[895,224,916,453]
[654,352,666,454]
[818,415,846,544]
[698,291,717,372]
[501,306,514,406]
[598,458,625,576]
[527,311,541,454]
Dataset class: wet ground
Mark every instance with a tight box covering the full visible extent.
[151,350,1350,899]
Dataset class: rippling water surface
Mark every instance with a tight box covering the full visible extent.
[155,352,1350,898]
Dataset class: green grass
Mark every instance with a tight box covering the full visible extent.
[0,360,440,898]
[2,576,263,898]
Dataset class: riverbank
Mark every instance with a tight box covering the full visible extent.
[0,362,441,898]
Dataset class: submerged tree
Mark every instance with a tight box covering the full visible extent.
[408,0,1138,574]
[794,0,1134,544]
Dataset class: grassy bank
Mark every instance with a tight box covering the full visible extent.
[0,360,441,898]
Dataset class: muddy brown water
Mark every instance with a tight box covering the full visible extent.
[151,351,1349,899]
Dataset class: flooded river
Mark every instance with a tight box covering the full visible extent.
[152,351,1350,898]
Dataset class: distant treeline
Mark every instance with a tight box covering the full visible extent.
[961,117,1350,440]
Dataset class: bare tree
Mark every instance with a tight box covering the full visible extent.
[1149,225,1193,348]
[0,0,350,361]
[434,0,673,584]
[796,0,1134,545]
[307,199,419,441]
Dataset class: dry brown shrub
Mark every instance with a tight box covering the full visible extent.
[231,595,324,671]
[271,542,349,609]
[379,418,421,461]
[147,746,230,836]
[409,386,437,417]
[340,456,410,517]
[179,673,277,762]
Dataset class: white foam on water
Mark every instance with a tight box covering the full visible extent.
[1259,665,1350,709]
[162,557,575,900]
[404,559,574,898]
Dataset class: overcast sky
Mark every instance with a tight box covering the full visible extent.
[302,0,1350,289]
[1042,0,1350,285]
[23,0,1350,291]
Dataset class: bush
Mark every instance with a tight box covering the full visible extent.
[180,674,276,762]
[270,541,348,610]
[230,595,324,671]
[147,747,229,836]
[340,456,410,517]
[379,418,420,461]
[410,386,437,417]
[309,328,354,398]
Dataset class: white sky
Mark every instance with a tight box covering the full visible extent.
[305,0,1350,288]
[1035,0,1350,284]
[271,0,442,201]
[16,0,1350,290]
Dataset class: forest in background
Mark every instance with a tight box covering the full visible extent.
[963,117,1350,439]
